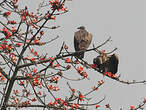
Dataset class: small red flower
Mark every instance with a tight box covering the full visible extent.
[79,93,85,101]
[29,12,34,18]
[82,71,88,78]
[11,27,16,32]
[105,104,110,108]
[3,11,11,17]
[19,81,24,86]
[56,63,60,67]
[65,58,72,63]
[31,58,36,62]
[90,64,97,69]
[51,16,56,20]
[98,80,104,85]
[7,20,17,24]
[71,88,75,92]
[21,15,26,21]
[38,91,42,95]
[16,42,22,47]
[66,65,71,69]
[25,55,30,60]
[33,67,37,73]
[112,74,117,78]
[64,45,68,49]
[77,66,83,73]
[95,105,100,108]
[34,39,39,44]
[92,86,98,91]
[40,31,44,36]
[31,98,36,102]
[130,105,135,110]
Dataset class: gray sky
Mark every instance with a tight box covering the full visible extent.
[57,1,146,109]
[3,0,146,109]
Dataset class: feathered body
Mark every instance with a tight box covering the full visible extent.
[74,26,92,59]
[93,53,119,74]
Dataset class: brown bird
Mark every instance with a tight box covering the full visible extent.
[74,26,92,59]
[93,53,119,74]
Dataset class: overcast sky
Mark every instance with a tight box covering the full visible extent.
[9,0,146,109]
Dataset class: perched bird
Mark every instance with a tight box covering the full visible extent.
[93,52,108,72]
[93,53,119,74]
[74,26,92,59]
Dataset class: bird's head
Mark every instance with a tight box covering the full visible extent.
[77,26,85,30]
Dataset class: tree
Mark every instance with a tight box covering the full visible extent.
[0,0,146,110]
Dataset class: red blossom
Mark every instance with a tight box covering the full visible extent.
[112,74,117,78]
[31,98,36,102]
[50,76,59,83]
[75,60,79,64]
[11,27,16,32]
[39,57,46,61]
[31,58,36,62]
[40,31,44,36]
[1,28,12,39]
[144,98,146,103]
[71,88,75,92]
[48,85,53,90]
[19,81,24,86]
[105,104,110,108]
[33,39,39,44]
[64,44,68,49]
[26,91,30,97]
[33,67,37,73]
[82,71,88,78]
[33,51,38,56]
[53,86,60,91]
[13,98,19,104]
[65,58,72,63]
[53,101,58,105]
[96,105,100,108]
[21,15,26,21]
[66,65,71,69]
[3,11,11,17]
[1,77,6,81]
[16,42,22,47]
[25,55,30,60]
[90,64,97,69]
[38,91,42,95]
[79,93,85,101]
[92,86,98,91]
[130,105,135,110]
[29,12,34,18]
[51,16,56,20]
[7,20,17,24]
[77,66,83,73]
[98,80,104,85]
[104,72,112,77]
[71,103,79,109]
[26,73,32,78]
[56,63,60,67]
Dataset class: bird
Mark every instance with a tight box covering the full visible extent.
[93,53,119,74]
[74,26,92,59]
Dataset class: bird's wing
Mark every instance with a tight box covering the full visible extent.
[85,33,92,48]
[109,54,119,74]
[87,33,92,45]
[74,35,79,51]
